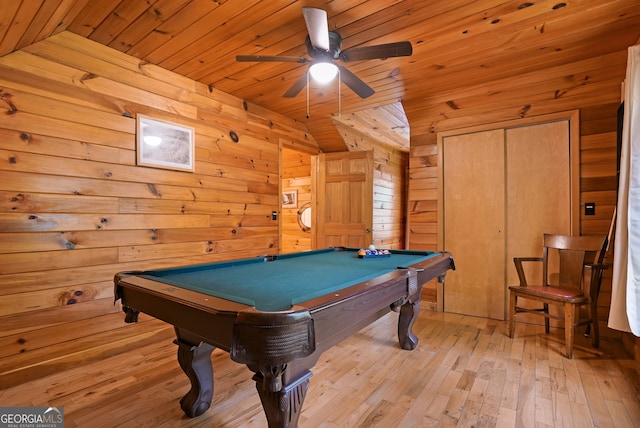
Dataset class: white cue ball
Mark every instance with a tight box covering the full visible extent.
[368,244,376,251]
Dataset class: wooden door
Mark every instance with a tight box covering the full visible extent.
[505,121,572,288]
[443,129,506,319]
[315,151,373,248]
[505,121,572,324]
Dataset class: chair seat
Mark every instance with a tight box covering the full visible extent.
[508,285,586,303]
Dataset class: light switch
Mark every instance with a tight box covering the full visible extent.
[585,203,595,216]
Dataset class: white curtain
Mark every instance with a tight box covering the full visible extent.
[609,44,640,335]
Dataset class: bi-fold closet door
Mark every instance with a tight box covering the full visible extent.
[441,120,573,320]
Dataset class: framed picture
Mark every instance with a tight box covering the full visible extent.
[137,115,195,172]
[282,190,297,208]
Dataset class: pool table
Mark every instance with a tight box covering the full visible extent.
[114,247,454,427]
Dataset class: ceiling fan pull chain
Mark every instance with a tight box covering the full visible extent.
[338,67,342,119]
[306,71,310,119]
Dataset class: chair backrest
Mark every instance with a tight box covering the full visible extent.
[542,234,607,290]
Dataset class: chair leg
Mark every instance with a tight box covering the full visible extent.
[543,303,550,333]
[564,302,575,359]
[590,299,600,348]
[508,291,516,338]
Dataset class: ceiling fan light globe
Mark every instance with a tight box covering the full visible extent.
[309,62,338,84]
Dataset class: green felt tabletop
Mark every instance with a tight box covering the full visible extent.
[140,248,439,311]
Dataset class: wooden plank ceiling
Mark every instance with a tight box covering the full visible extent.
[1,0,639,153]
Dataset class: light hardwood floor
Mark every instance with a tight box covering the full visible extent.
[2,307,639,427]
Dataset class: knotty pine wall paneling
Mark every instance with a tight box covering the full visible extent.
[407,49,626,339]
[0,32,315,387]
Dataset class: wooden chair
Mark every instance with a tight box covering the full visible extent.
[508,234,608,358]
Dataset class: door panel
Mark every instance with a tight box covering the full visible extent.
[506,121,571,285]
[506,121,571,323]
[443,130,506,319]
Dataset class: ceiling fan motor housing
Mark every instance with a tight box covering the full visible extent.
[306,31,343,59]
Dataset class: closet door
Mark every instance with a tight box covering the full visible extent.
[443,129,506,319]
[442,120,571,320]
[505,122,572,319]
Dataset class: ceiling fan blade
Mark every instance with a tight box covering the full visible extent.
[302,7,330,51]
[339,41,413,62]
[283,73,308,98]
[236,55,308,63]
[338,66,374,99]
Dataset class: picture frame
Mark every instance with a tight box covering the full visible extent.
[137,115,195,172]
[282,190,297,208]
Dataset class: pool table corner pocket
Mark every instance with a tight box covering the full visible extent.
[231,308,315,363]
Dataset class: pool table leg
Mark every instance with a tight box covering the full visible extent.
[397,269,423,350]
[398,299,421,350]
[175,332,215,418]
[252,368,312,428]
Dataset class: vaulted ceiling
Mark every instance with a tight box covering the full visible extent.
[1,0,639,153]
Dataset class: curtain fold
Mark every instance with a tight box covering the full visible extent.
[609,44,640,335]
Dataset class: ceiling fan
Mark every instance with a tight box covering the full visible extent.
[236,7,413,99]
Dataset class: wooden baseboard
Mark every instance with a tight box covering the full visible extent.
[622,332,640,361]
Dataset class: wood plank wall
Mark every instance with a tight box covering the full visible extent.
[0,32,316,388]
[406,49,627,341]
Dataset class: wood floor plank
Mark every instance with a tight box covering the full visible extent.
[571,401,596,427]
[515,366,536,427]
[1,307,639,427]
[580,370,616,427]
[552,391,574,427]
[496,406,517,427]
[605,399,636,428]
